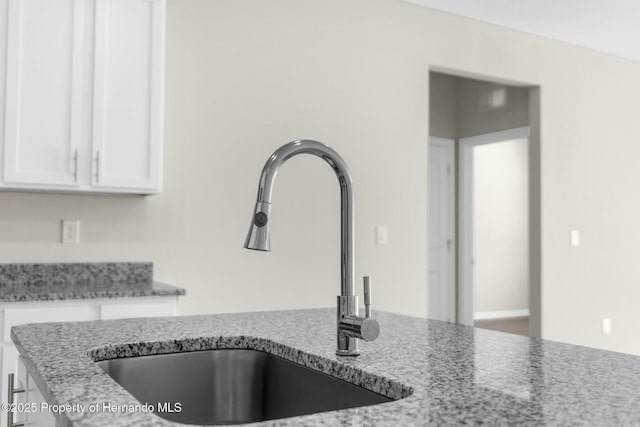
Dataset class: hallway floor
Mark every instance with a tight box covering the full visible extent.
[475,316,529,336]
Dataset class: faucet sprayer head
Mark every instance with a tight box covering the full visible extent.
[243,201,271,251]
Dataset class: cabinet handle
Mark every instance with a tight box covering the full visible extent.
[7,373,25,427]
[73,149,79,182]
[95,151,101,184]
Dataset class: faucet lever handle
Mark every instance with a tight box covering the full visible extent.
[363,276,372,318]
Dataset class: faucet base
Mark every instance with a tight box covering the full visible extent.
[336,292,380,356]
[336,295,360,356]
[336,347,360,357]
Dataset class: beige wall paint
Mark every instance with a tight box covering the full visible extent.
[0,0,639,354]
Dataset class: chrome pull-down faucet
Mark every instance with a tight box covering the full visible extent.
[244,140,380,356]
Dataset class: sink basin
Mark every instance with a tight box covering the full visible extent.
[97,349,392,425]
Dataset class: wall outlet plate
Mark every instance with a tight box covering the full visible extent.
[62,220,80,244]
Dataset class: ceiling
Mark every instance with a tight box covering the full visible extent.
[405,0,640,62]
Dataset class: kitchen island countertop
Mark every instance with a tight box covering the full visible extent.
[11,308,640,426]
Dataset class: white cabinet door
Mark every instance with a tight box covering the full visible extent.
[91,0,164,193]
[18,358,57,427]
[100,297,176,320]
[2,0,85,189]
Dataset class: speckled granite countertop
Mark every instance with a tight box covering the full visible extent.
[11,309,640,426]
[0,262,185,302]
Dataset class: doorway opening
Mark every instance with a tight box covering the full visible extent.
[427,70,541,338]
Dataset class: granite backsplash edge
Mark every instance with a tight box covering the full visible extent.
[0,262,153,286]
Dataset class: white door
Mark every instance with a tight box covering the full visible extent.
[2,0,85,188]
[428,137,456,322]
[91,0,164,193]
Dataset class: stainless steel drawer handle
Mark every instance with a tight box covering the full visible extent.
[7,373,25,427]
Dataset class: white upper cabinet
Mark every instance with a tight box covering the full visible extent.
[92,0,164,193]
[0,0,165,195]
[3,0,85,189]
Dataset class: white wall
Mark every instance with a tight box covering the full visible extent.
[1,0,640,354]
[473,138,529,314]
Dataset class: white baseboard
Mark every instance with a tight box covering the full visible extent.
[474,309,530,320]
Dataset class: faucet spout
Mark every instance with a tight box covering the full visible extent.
[244,140,379,356]
[244,140,354,297]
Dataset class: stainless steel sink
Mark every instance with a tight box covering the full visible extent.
[97,349,392,425]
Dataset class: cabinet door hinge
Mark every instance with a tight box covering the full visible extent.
[95,151,101,183]
[73,149,79,182]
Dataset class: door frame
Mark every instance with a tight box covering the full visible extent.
[457,126,530,326]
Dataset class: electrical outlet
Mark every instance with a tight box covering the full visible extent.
[602,318,612,335]
[62,220,80,244]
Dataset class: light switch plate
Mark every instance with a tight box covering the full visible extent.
[570,229,580,247]
[375,226,388,245]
